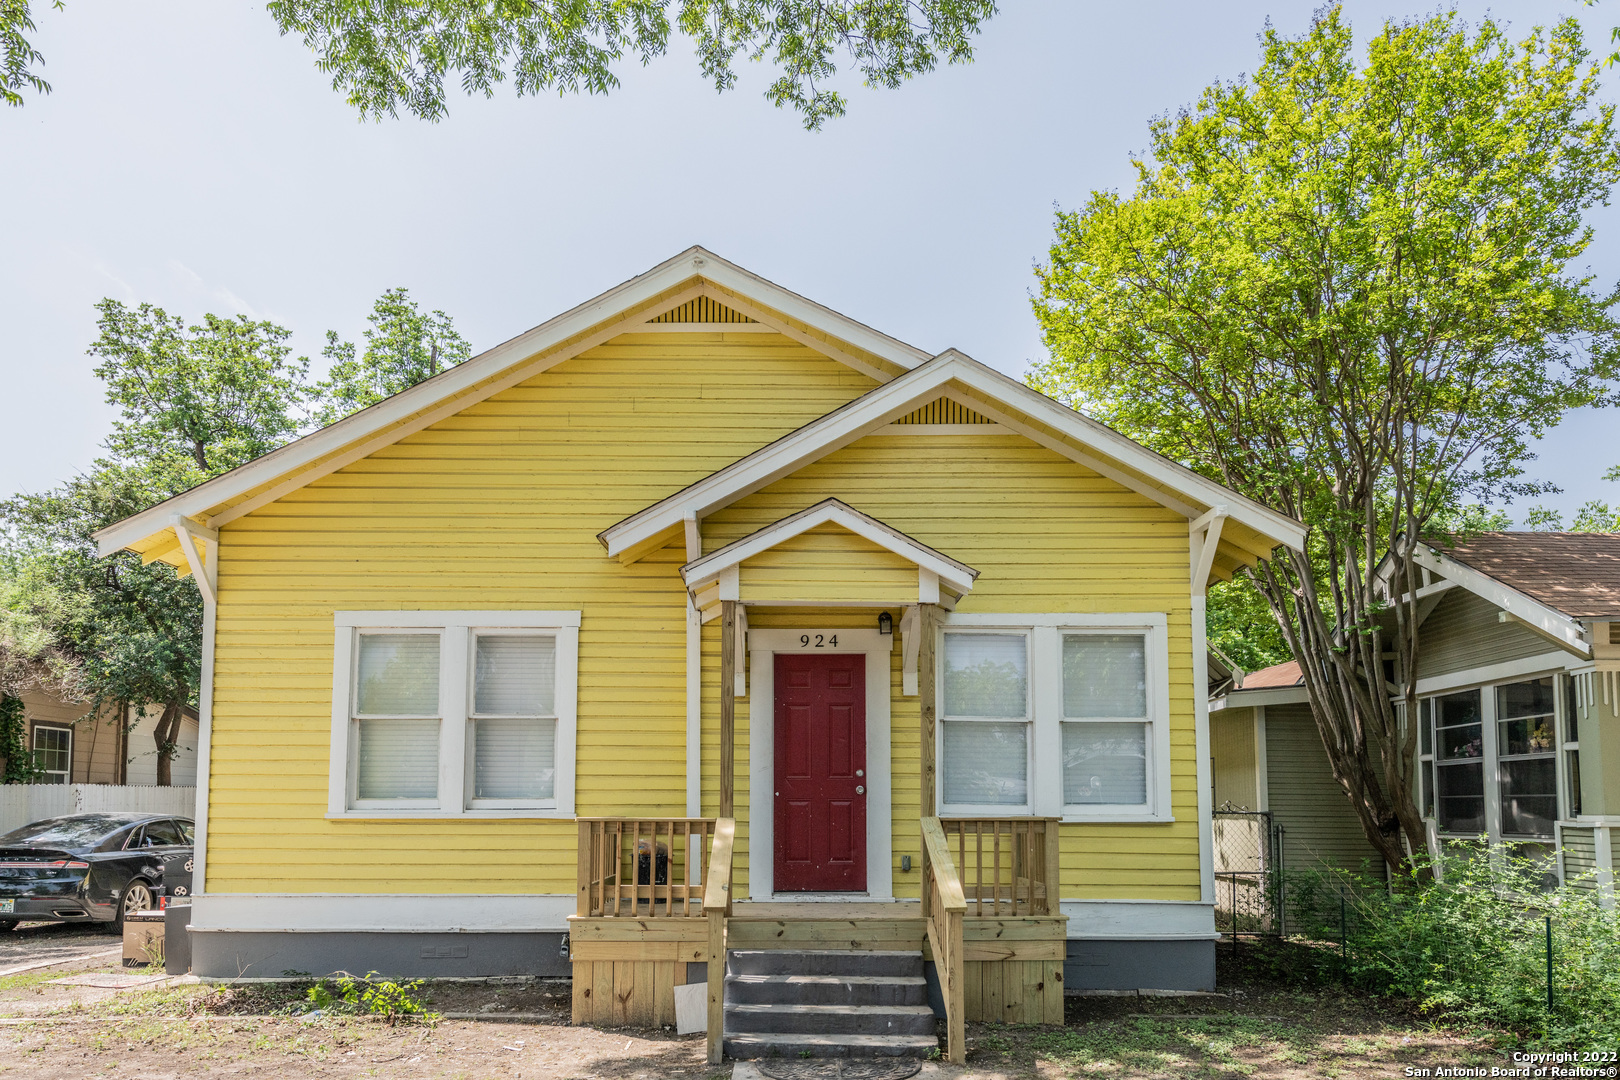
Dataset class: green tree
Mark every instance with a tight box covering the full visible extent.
[90,301,311,478]
[312,288,472,428]
[1206,580,1291,674]
[5,0,995,128]
[1031,10,1620,872]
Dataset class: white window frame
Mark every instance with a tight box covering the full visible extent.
[466,628,564,810]
[1057,627,1161,819]
[938,628,1034,816]
[939,613,1173,823]
[347,627,444,811]
[329,611,579,819]
[31,723,72,785]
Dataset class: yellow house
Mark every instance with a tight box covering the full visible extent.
[96,249,1304,1060]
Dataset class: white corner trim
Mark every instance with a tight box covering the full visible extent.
[190,893,577,933]
[601,351,1307,560]
[1413,547,1590,657]
[1211,685,1309,710]
[901,606,921,696]
[683,498,978,597]
[1192,594,1215,904]
[94,246,931,558]
[747,629,893,902]
[1059,900,1219,941]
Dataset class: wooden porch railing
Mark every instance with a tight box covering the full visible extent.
[704,818,736,1066]
[940,816,1060,916]
[576,818,716,918]
[921,816,966,1064]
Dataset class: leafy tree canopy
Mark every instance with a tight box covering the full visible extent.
[313,287,472,428]
[1031,8,1620,871]
[4,0,996,128]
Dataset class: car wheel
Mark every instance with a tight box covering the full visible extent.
[113,881,154,934]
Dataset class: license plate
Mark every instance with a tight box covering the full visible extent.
[0,900,13,914]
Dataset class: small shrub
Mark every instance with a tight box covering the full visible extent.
[303,971,436,1025]
[1282,847,1620,1049]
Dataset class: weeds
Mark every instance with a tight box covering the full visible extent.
[301,971,437,1025]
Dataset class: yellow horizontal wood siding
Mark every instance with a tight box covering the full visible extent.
[703,431,1199,901]
[206,331,877,893]
[739,524,921,606]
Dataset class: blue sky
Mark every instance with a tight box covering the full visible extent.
[1,0,1612,522]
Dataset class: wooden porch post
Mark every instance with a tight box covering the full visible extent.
[918,603,939,818]
[719,600,737,818]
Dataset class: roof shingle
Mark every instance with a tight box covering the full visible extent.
[1430,532,1620,619]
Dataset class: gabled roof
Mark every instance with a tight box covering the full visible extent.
[600,350,1309,573]
[1433,533,1620,620]
[1406,539,1591,657]
[93,247,931,560]
[682,498,980,597]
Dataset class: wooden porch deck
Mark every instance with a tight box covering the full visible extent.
[568,817,1068,1061]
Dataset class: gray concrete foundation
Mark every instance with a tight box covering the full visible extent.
[1063,938,1215,992]
[191,930,571,981]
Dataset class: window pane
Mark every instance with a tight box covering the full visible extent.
[1497,678,1554,721]
[357,634,440,715]
[943,635,1026,719]
[1500,757,1556,838]
[1436,690,1481,729]
[1566,750,1582,817]
[1419,699,1432,755]
[142,820,184,845]
[1438,724,1483,761]
[1062,634,1146,718]
[1562,675,1579,743]
[1497,717,1553,757]
[475,636,556,716]
[1422,759,1435,817]
[1436,761,1485,834]
[32,728,70,782]
[941,720,1027,805]
[474,718,556,800]
[356,718,439,799]
[1062,721,1147,804]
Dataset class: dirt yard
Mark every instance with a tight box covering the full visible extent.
[0,934,1511,1080]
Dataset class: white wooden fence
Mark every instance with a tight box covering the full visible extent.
[0,784,196,837]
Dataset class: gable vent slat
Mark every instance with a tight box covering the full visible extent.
[893,397,995,425]
[649,296,756,323]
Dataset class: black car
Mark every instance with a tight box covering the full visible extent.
[0,813,194,932]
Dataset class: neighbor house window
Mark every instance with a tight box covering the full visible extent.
[31,724,71,785]
[1432,689,1485,835]
[1496,678,1555,839]
[938,615,1171,820]
[1561,673,1581,818]
[941,632,1030,809]
[330,612,579,817]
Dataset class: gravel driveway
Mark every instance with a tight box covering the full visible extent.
[0,920,116,971]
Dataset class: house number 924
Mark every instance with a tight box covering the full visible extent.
[799,634,837,648]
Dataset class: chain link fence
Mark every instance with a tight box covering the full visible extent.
[1212,806,1285,936]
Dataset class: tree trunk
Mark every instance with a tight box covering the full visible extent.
[153,701,182,787]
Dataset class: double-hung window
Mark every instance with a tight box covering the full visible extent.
[1421,675,1562,843]
[938,615,1170,820]
[31,724,71,785]
[332,612,578,817]
[1561,673,1582,818]
[940,632,1030,810]
[1495,678,1555,840]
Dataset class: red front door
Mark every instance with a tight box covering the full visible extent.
[774,652,867,892]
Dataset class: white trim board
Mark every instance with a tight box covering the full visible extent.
[747,628,894,901]
[190,893,577,933]
[599,350,1307,565]
[1059,900,1219,941]
[94,246,930,558]
[1408,651,1574,698]
[1210,686,1309,710]
[683,498,979,597]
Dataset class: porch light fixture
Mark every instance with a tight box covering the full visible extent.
[877,611,893,635]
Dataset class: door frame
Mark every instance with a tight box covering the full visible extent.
[748,628,893,901]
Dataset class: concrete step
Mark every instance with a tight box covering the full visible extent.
[725,1002,937,1036]
[725,949,923,979]
[725,973,929,1007]
[724,1032,940,1060]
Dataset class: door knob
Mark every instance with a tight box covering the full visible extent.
[855,786,864,795]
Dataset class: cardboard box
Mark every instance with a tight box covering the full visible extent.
[122,910,166,968]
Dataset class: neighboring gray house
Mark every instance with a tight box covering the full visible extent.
[1212,533,1619,905]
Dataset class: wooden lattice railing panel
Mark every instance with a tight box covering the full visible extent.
[940,817,1061,917]
[576,818,716,918]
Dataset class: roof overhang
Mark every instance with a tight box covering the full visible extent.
[94,247,931,559]
[1411,545,1591,658]
[602,350,1308,575]
[682,498,980,603]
